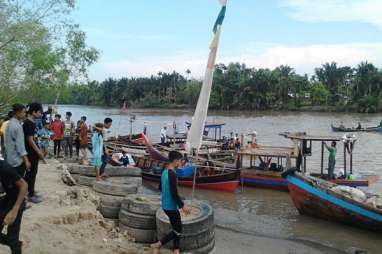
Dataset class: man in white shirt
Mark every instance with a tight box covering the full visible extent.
[160,126,167,145]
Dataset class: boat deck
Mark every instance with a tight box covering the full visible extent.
[239,145,298,158]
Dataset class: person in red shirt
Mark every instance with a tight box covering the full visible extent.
[50,114,64,158]
[79,116,89,165]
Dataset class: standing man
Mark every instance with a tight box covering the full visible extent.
[23,103,45,204]
[99,117,113,173]
[0,160,28,254]
[42,106,53,126]
[79,116,89,165]
[324,141,337,179]
[50,114,64,158]
[4,104,31,176]
[0,111,13,158]
[160,126,167,145]
[63,112,75,159]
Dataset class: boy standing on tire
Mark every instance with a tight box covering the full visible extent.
[151,151,191,254]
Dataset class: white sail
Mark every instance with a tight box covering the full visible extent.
[186,1,226,153]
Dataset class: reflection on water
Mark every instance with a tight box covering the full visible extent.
[59,105,382,253]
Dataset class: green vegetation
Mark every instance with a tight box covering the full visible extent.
[0,0,98,112]
[38,61,382,113]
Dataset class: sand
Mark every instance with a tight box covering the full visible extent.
[0,159,353,254]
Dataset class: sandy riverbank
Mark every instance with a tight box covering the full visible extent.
[1,159,355,254]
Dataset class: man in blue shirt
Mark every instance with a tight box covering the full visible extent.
[151,151,191,254]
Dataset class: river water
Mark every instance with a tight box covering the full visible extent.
[58,105,382,253]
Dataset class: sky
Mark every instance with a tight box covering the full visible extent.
[72,0,382,80]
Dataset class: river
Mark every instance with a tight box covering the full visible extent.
[58,105,382,253]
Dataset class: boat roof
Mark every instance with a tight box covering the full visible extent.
[185,121,226,129]
[280,132,341,142]
[238,145,298,158]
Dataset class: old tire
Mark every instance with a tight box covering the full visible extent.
[98,194,124,207]
[156,200,214,251]
[104,166,141,177]
[119,224,157,243]
[121,194,161,215]
[99,204,120,219]
[93,181,138,197]
[106,177,142,186]
[71,165,141,177]
[156,200,214,235]
[66,165,95,176]
[78,175,96,187]
[157,227,214,251]
[71,173,80,182]
[119,210,156,230]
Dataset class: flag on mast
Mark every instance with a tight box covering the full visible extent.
[186,0,227,153]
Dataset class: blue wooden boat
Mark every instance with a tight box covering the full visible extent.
[283,170,382,233]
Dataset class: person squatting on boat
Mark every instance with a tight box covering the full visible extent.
[151,151,192,254]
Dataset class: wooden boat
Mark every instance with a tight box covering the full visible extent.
[239,146,297,191]
[331,124,382,133]
[238,141,375,191]
[283,170,382,233]
[136,157,240,193]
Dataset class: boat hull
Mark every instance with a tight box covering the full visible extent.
[241,171,369,191]
[240,173,289,191]
[287,174,382,233]
[142,171,240,193]
[331,124,382,133]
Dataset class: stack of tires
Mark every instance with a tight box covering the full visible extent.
[68,164,141,187]
[119,194,161,243]
[156,200,215,254]
[93,180,138,219]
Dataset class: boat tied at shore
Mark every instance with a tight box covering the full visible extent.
[282,169,382,233]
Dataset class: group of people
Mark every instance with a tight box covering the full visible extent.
[49,112,89,164]
[0,103,116,254]
[0,103,46,254]
[0,104,197,254]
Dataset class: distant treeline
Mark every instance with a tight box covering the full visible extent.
[34,61,382,113]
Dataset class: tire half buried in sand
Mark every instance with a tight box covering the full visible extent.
[156,200,214,252]
[77,175,96,187]
[99,204,120,219]
[93,181,137,197]
[121,194,161,216]
[98,193,124,207]
[119,224,157,243]
[70,165,141,177]
[119,210,156,230]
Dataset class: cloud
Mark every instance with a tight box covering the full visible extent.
[88,42,382,80]
[226,43,382,74]
[281,0,382,27]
